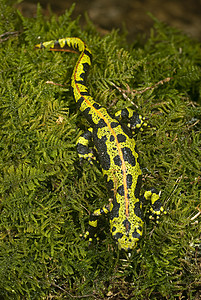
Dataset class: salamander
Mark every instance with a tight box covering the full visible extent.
[35,37,165,251]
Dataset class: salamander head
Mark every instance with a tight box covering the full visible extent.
[110,220,144,251]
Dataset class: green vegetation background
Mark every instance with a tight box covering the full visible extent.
[0,1,201,299]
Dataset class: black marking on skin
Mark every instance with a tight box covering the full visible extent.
[97,118,107,128]
[110,198,120,219]
[94,135,110,170]
[134,145,140,164]
[82,62,90,74]
[119,108,129,119]
[117,134,126,143]
[122,147,136,167]
[126,174,133,189]
[107,179,114,193]
[75,79,85,85]
[136,154,140,165]
[80,92,89,96]
[138,226,142,232]
[77,143,90,155]
[134,201,143,219]
[93,103,101,110]
[39,43,45,49]
[132,228,141,240]
[86,226,97,238]
[110,135,115,142]
[99,207,106,215]
[100,155,110,171]
[84,49,92,60]
[56,42,78,52]
[113,232,123,240]
[79,72,86,81]
[76,96,85,108]
[120,123,133,138]
[130,113,142,128]
[52,41,62,49]
[117,184,124,196]
[134,175,142,199]
[134,145,139,154]
[110,121,119,128]
[113,155,122,167]
[81,129,92,140]
[151,199,162,212]
[104,176,114,197]
[81,107,94,124]
[78,62,90,83]
[82,107,91,115]
[112,226,116,232]
[72,42,78,49]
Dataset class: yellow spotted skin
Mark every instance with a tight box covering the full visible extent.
[35,38,165,251]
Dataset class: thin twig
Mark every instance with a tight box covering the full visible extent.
[190,205,201,221]
[110,77,172,107]
[165,175,183,204]
[46,81,66,87]
[0,31,19,42]
[131,77,172,95]
[110,81,137,108]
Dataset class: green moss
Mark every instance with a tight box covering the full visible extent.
[0,1,201,299]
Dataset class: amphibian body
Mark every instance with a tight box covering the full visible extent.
[35,37,165,251]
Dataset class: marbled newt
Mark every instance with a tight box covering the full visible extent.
[35,37,165,251]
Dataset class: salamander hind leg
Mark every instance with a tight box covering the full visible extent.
[76,128,96,164]
[115,108,148,132]
[81,205,110,244]
[143,188,166,223]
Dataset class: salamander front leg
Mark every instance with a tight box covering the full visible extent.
[143,188,166,222]
[82,204,111,244]
[115,108,148,132]
[76,128,96,164]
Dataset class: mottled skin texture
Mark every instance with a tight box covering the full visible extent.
[35,38,165,251]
